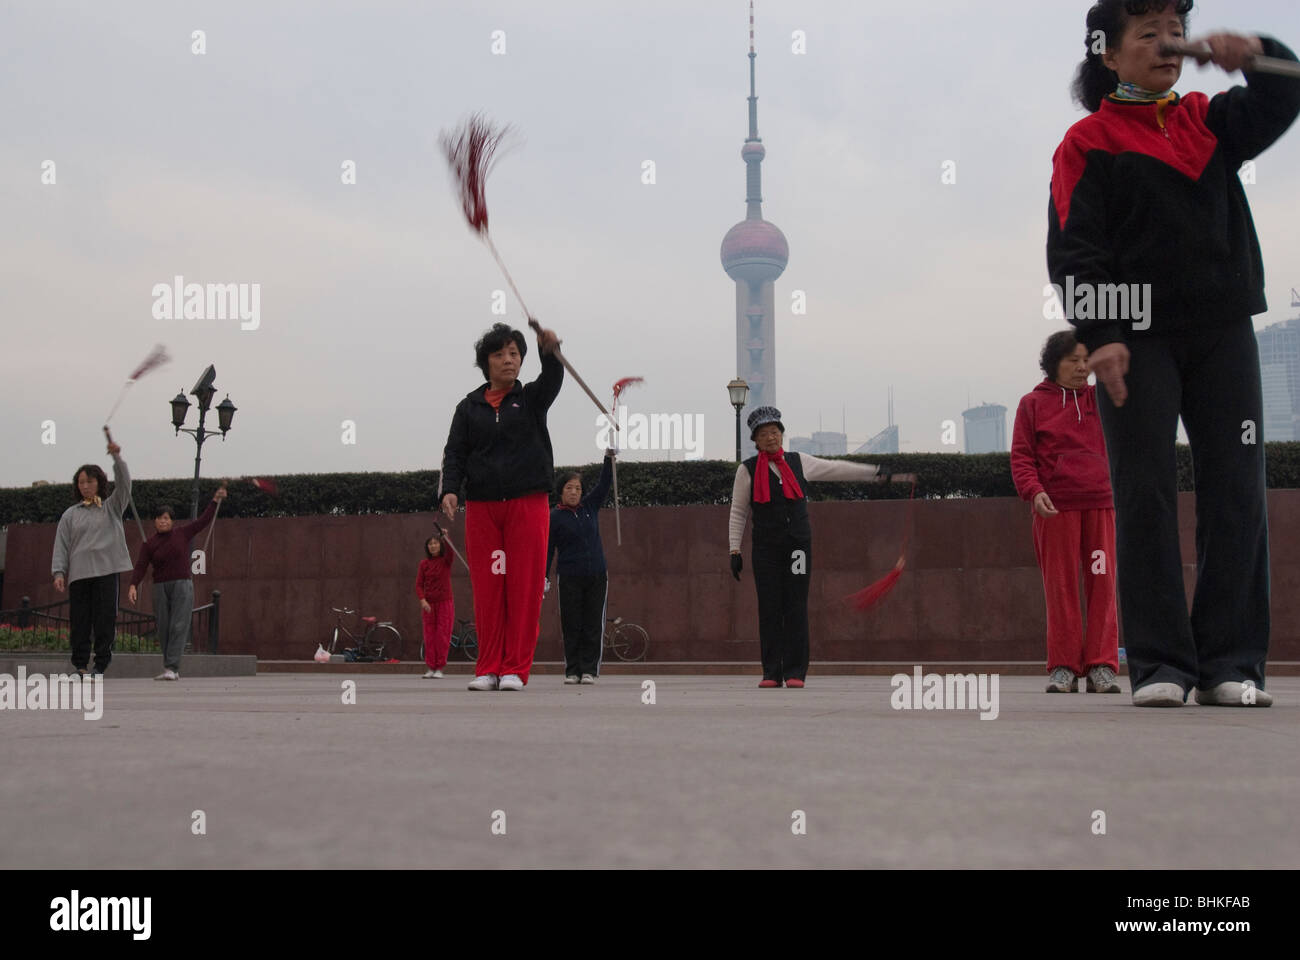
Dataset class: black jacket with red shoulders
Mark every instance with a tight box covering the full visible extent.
[1047,37,1300,352]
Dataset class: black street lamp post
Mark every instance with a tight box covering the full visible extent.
[172,365,237,519]
[727,378,749,462]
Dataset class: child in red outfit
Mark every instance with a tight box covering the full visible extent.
[1012,332,1120,694]
[416,534,454,678]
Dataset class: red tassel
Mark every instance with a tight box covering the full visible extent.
[439,114,513,236]
[847,556,904,611]
[846,479,916,612]
[250,477,278,495]
[128,344,170,381]
[612,376,644,416]
[612,377,644,402]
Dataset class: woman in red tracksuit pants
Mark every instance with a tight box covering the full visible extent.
[437,322,563,691]
[416,533,454,679]
[1012,331,1120,694]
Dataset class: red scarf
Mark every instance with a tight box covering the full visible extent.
[753,449,804,503]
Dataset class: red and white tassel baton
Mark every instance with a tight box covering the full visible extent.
[438,116,622,420]
[102,345,171,542]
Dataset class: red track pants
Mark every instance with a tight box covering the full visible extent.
[1032,507,1119,675]
[465,493,549,684]
[421,599,453,670]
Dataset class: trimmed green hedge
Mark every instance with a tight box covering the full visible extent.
[3,444,1298,523]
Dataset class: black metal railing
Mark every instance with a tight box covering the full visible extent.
[0,590,220,655]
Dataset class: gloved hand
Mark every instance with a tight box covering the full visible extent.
[729,553,743,581]
[544,577,551,595]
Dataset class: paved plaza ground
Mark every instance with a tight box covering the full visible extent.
[3,674,1297,869]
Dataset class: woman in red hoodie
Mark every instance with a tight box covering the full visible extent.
[415,531,455,679]
[1012,331,1120,694]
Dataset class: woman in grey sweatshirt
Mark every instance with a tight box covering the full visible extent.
[51,440,132,675]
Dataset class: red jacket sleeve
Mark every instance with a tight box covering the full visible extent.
[1010,395,1044,502]
[415,559,428,599]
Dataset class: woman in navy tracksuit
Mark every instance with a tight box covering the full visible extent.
[546,450,615,684]
[1048,0,1300,706]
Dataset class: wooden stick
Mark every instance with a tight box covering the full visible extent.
[611,455,621,546]
[525,318,618,428]
[525,318,625,544]
[1160,41,1300,78]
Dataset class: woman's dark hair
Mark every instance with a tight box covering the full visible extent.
[474,323,527,381]
[425,533,444,559]
[154,505,175,520]
[72,463,108,501]
[554,471,583,503]
[1072,0,1193,112]
[1041,330,1081,379]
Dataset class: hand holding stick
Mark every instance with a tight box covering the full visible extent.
[1160,38,1300,78]
[433,520,471,574]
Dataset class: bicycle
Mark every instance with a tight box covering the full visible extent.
[327,607,403,661]
[603,616,648,662]
[420,616,478,663]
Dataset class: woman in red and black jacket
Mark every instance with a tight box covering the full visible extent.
[437,322,563,691]
[1047,0,1298,707]
[1012,332,1119,695]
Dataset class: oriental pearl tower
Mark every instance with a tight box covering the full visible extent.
[720,2,788,448]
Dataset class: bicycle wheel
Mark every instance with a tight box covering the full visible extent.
[461,624,478,662]
[364,625,403,661]
[610,622,648,662]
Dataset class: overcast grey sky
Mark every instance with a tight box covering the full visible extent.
[3,0,1299,488]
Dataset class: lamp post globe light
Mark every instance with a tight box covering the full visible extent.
[171,365,236,519]
[727,378,749,462]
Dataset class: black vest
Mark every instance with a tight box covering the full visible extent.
[744,452,811,546]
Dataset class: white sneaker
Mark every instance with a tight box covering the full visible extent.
[498,674,524,691]
[580,674,596,685]
[563,675,579,685]
[433,669,443,679]
[1195,681,1273,707]
[1132,681,1185,707]
[467,674,499,691]
[423,669,438,679]
[154,669,178,681]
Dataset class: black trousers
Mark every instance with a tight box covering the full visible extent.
[752,537,811,681]
[1096,319,1270,692]
[558,572,607,677]
[69,572,119,672]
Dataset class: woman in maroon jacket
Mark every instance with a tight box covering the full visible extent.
[128,485,227,681]
[1012,332,1119,694]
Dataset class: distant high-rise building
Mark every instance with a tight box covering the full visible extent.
[855,425,900,455]
[1255,302,1300,442]
[789,432,847,456]
[721,2,788,452]
[854,388,900,454]
[963,403,1007,454]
